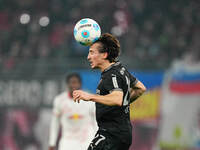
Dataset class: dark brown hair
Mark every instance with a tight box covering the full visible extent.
[94,33,120,62]
[65,73,82,84]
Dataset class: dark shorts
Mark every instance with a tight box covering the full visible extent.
[87,129,131,150]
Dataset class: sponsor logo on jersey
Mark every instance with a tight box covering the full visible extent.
[69,114,83,120]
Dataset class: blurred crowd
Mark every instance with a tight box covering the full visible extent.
[0,109,40,150]
[0,108,52,150]
[0,0,199,71]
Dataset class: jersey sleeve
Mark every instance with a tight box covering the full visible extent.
[49,114,60,146]
[52,97,61,116]
[49,96,61,147]
[103,73,124,93]
[128,72,138,87]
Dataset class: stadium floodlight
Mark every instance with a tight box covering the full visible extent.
[39,16,50,27]
[20,13,30,24]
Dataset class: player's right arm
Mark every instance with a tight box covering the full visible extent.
[73,74,124,106]
[48,97,61,150]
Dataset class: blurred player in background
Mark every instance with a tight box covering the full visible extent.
[48,73,97,150]
[73,33,146,150]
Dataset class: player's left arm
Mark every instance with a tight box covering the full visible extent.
[130,80,146,103]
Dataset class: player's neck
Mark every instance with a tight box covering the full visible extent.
[100,61,115,72]
[68,92,73,99]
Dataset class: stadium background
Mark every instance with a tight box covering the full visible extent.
[0,0,200,150]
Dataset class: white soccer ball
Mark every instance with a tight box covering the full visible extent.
[73,18,101,46]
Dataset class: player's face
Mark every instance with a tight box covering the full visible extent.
[87,43,106,69]
[68,77,81,92]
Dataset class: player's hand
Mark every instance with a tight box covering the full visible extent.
[73,90,92,103]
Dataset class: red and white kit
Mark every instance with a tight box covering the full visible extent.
[49,92,97,150]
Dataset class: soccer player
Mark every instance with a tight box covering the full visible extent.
[48,73,97,150]
[73,33,146,150]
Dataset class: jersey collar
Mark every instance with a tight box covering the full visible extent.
[102,61,121,74]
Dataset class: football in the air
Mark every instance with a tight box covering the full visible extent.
[73,18,101,46]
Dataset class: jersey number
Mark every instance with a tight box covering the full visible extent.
[94,134,106,145]
[123,75,130,106]
[89,133,106,149]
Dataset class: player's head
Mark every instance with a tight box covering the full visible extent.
[87,33,120,69]
[66,73,82,92]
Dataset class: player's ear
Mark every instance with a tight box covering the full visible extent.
[103,52,108,59]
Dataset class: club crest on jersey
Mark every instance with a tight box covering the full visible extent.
[120,67,125,75]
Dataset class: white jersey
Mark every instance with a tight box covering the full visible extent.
[49,91,97,150]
